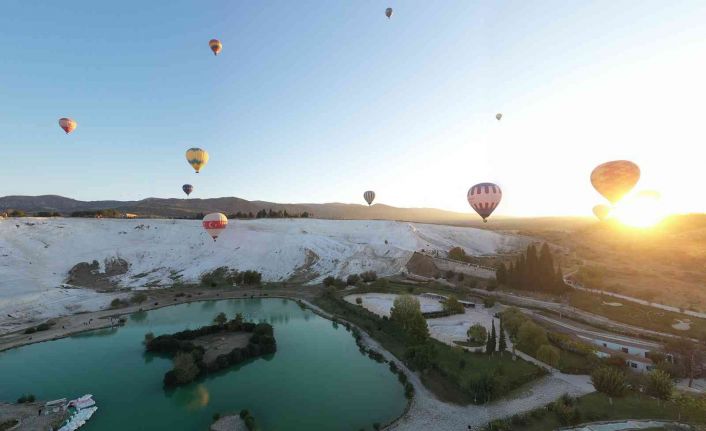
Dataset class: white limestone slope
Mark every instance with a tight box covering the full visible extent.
[0,218,524,324]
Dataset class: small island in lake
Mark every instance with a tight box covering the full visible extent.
[145,313,277,388]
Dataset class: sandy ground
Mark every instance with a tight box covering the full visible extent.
[0,401,66,431]
[210,415,246,431]
[343,293,443,317]
[344,292,503,348]
[194,332,252,364]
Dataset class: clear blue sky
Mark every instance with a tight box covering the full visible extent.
[2,1,705,216]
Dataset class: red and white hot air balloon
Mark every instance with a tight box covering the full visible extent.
[467,182,502,223]
[202,213,228,241]
[58,117,77,134]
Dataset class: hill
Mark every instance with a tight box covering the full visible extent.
[0,195,475,225]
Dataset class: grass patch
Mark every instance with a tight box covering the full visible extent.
[484,392,706,430]
[568,290,706,338]
[313,290,544,405]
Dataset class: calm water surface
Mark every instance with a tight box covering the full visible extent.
[0,298,406,430]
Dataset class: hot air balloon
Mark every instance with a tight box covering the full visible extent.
[186,148,209,173]
[202,213,228,241]
[590,160,640,205]
[385,7,393,19]
[364,191,376,206]
[496,113,502,121]
[58,118,77,134]
[592,204,611,221]
[182,184,194,197]
[467,183,502,223]
[209,39,222,56]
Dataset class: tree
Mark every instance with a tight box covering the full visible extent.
[213,312,227,326]
[172,352,200,384]
[405,343,436,370]
[131,292,148,304]
[495,264,507,285]
[360,271,377,282]
[407,312,430,343]
[443,295,464,314]
[536,344,560,368]
[646,369,674,401]
[346,274,360,286]
[498,320,507,353]
[390,295,428,343]
[467,323,488,345]
[448,247,468,262]
[486,321,497,355]
[666,337,705,388]
[591,367,627,403]
[516,321,548,355]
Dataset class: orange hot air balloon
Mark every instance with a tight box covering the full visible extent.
[209,39,222,56]
[590,160,640,205]
[592,204,611,221]
[58,118,77,134]
[202,213,228,241]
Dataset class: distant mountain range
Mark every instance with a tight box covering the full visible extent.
[0,195,481,225]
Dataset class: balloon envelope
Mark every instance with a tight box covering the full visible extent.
[58,118,77,134]
[182,184,194,196]
[364,191,376,206]
[202,213,228,241]
[467,183,502,222]
[590,160,640,205]
[186,148,209,173]
[385,7,393,18]
[592,204,611,221]
[496,113,502,121]
[209,39,222,56]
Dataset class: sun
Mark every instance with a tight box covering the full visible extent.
[612,191,665,228]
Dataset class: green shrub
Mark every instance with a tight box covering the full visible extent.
[360,271,378,282]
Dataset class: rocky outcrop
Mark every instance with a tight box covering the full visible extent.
[66,257,129,291]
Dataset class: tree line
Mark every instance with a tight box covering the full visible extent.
[496,243,568,294]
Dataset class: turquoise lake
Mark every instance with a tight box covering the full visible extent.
[0,298,407,430]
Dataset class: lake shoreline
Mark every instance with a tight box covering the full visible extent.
[0,286,417,430]
[0,285,320,353]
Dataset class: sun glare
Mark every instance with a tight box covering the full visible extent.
[612,192,665,228]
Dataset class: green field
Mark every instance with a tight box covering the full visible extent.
[486,392,706,430]
[568,290,706,339]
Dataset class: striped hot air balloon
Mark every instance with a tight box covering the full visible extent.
[364,191,376,206]
[202,213,228,241]
[58,118,77,134]
[209,39,222,56]
[186,148,209,173]
[182,184,194,197]
[467,183,502,223]
[592,204,611,221]
[590,160,640,205]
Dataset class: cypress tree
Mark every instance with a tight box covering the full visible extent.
[487,321,497,355]
[498,319,507,353]
[526,244,539,290]
[496,264,507,285]
[538,243,555,292]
